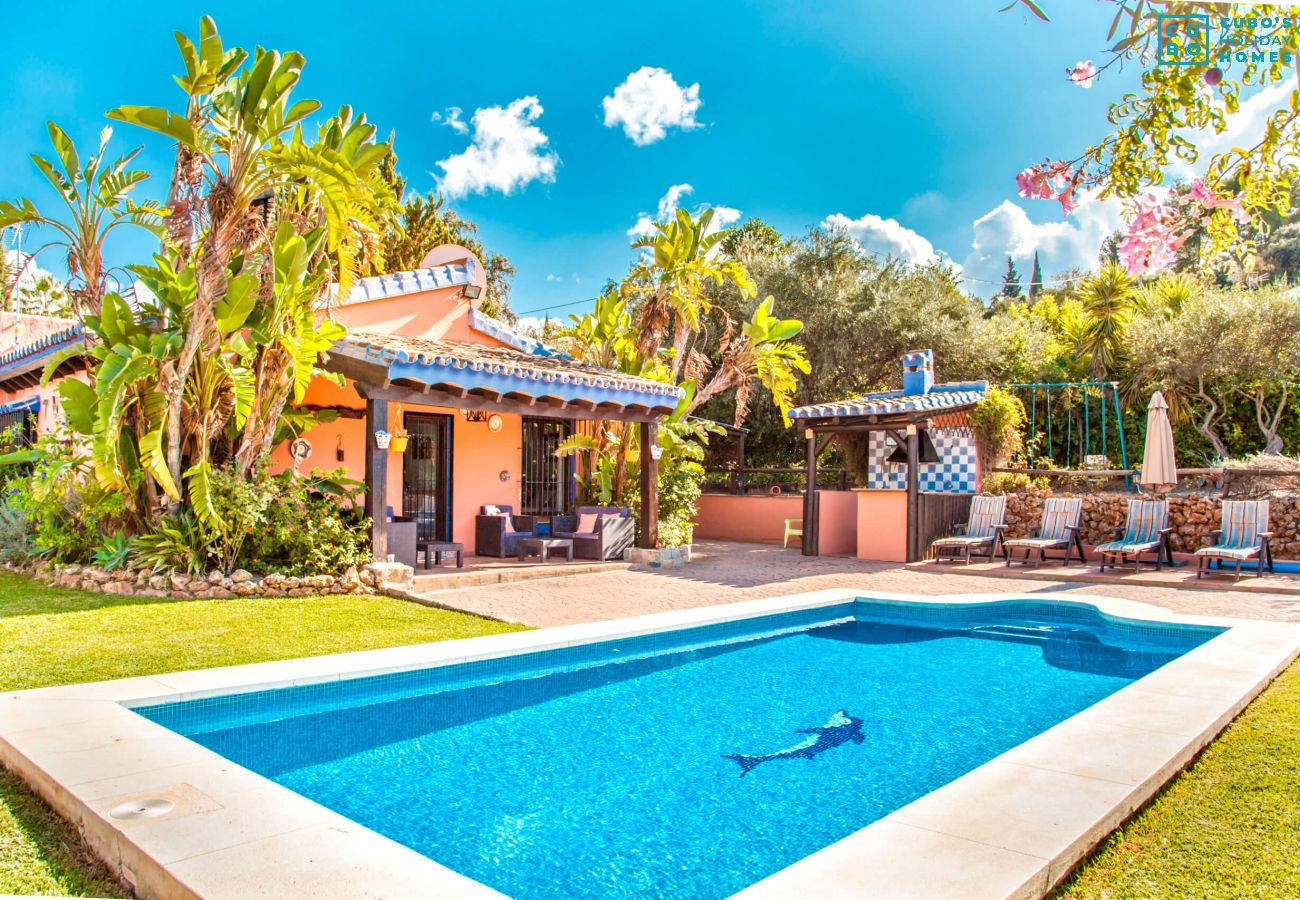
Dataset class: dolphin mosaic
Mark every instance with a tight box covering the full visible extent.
[723,710,865,776]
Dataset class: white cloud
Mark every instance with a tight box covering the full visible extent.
[961,191,1125,290]
[431,106,468,135]
[821,212,940,265]
[545,273,563,282]
[628,184,740,239]
[602,67,702,146]
[435,97,559,199]
[3,249,55,293]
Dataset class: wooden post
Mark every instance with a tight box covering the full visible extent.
[638,420,659,549]
[802,429,818,556]
[906,425,920,562]
[365,398,390,561]
[736,431,747,495]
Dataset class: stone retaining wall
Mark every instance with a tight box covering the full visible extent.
[1000,489,1300,557]
[0,560,399,599]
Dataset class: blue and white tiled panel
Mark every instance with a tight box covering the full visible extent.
[866,429,977,493]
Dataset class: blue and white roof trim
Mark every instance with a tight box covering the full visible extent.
[0,396,40,416]
[331,331,682,413]
[0,323,86,383]
[468,309,569,359]
[788,382,987,420]
[335,258,480,306]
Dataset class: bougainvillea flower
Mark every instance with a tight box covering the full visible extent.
[1068,60,1098,88]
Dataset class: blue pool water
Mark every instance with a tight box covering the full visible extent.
[136,599,1221,898]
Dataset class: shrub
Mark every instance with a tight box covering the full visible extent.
[201,464,276,574]
[244,469,370,575]
[971,386,1027,472]
[134,511,211,575]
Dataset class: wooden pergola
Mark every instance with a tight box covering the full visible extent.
[322,331,681,559]
[790,383,986,562]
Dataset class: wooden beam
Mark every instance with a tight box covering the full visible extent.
[638,420,659,549]
[355,383,668,423]
[364,398,389,562]
[802,430,818,556]
[905,427,920,563]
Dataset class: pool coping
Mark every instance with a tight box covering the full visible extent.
[0,590,1296,899]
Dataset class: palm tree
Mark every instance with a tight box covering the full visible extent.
[1078,262,1138,377]
[0,124,166,316]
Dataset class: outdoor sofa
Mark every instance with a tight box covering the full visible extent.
[475,505,539,558]
[552,506,636,560]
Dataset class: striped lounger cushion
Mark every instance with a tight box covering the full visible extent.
[933,496,1006,547]
[1096,499,1168,555]
[1005,497,1082,549]
[1195,500,1270,560]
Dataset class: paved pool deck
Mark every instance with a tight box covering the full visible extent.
[410,541,1300,627]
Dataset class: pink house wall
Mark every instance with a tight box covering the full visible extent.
[266,379,527,549]
[692,494,803,544]
[856,490,908,562]
[816,491,858,556]
[692,490,860,555]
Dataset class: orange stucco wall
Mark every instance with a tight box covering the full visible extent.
[856,490,908,562]
[693,490,860,555]
[692,494,803,544]
[266,371,526,549]
[816,490,859,556]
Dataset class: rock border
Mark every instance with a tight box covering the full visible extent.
[623,544,693,568]
[0,559,417,599]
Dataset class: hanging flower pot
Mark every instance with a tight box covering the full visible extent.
[374,429,391,450]
[389,434,409,454]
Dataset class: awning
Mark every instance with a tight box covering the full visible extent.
[325,331,682,422]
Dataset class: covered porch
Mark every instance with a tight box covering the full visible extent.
[320,331,681,563]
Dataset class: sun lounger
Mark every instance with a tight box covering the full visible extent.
[1095,499,1172,573]
[1003,497,1085,567]
[930,495,1007,564]
[1195,499,1273,580]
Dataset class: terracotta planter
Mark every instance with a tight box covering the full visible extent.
[389,435,409,453]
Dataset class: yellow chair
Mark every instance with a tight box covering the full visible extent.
[783,519,803,549]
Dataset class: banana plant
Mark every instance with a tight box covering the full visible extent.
[104,17,398,502]
[692,296,810,425]
[625,208,756,380]
[0,123,166,315]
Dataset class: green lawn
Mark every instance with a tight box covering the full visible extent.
[1057,659,1300,898]
[1,572,1297,898]
[0,572,524,896]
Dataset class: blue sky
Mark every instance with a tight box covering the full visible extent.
[1,1,1149,317]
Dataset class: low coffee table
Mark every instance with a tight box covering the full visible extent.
[418,541,463,570]
[517,537,573,563]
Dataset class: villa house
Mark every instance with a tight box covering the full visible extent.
[0,246,681,561]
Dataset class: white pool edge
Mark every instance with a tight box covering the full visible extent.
[0,589,1294,900]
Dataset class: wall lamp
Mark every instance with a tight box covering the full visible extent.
[462,284,483,300]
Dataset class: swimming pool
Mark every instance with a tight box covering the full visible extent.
[134,598,1222,899]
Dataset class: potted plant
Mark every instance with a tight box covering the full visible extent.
[389,405,409,453]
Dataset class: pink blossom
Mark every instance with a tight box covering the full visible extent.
[1016,159,1080,214]
[1118,193,1190,275]
[1068,60,1098,89]
[1184,178,1248,221]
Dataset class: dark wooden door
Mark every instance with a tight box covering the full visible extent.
[402,413,453,541]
